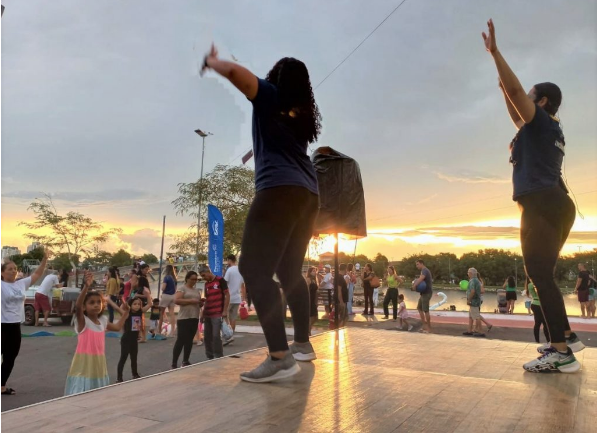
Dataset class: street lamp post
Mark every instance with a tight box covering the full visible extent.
[194,129,213,271]
[514,257,518,287]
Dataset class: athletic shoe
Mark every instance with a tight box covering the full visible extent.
[408,325,413,331]
[290,341,317,362]
[523,347,580,373]
[223,337,234,347]
[240,353,300,383]
[537,333,586,354]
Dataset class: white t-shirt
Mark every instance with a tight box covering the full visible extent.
[37,274,60,297]
[321,273,333,290]
[224,265,244,304]
[1,277,32,323]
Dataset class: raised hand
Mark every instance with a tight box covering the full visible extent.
[200,43,219,76]
[482,19,497,53]
[83,271,94,288]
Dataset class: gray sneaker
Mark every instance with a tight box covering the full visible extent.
[523,347,580,373]
[537,333,586,354]
[240,353,300,383]
[290,341,317,362]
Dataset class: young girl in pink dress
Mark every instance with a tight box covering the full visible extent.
[65,271,129,396]
[397,294,413,332]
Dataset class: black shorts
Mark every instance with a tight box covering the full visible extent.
[506,291,517,301]
[578,290,589,303]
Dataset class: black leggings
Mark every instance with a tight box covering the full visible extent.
[383,288,399,319]
[518,186,575,344]
[239,186,319,353]
[172,318,199,366]
[117,334,139,378]
[531,304,550,344]
[363,284,374,314]
[1,323,21,387]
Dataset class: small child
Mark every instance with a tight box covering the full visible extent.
[397,294,413,331]
[149,298,160,338]
[112,296,151,382]
[65,271,129,396]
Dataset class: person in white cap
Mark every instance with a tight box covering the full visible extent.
[319,265,334,318]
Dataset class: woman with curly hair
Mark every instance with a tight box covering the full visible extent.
[202,45,321,383]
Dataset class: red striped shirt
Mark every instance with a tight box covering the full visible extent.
[204,277,229,318]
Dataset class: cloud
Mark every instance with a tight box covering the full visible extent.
[117,228,174,256]
[1,189,168,208]
[434,170,510,185]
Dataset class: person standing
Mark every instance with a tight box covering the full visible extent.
[575,263,590,319]
[202,46,321,382]
[35,270,62,327]
[337,264,349,327]
[306,266,321,334]
[172,271,201,368]
[59,269,70,288]
[114,297,151,382]
[158,265,177,336]
[462,268,485,337]
[199,265,230,359]
[223,254,244,345]
[136,264,152,343]
[382,266,402,321]
[503,276,517,314]
[105,267,120,323]
[412,260,433,333]
[346,263,356,315]
[319,264,334,319]
[483,19,583,373]
[2,251,49,395]
[362,264,375,316]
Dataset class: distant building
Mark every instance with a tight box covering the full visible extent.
[1,246,21,261]
[27,242,42,253]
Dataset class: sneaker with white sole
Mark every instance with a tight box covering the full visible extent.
[289,341,317,362]
[240,353,300,383]
[223,336,234,347]
[537,333,586,354]
[523,347,580,373]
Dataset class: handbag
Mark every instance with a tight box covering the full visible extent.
[371,275,381,288]
[239,301,249,320]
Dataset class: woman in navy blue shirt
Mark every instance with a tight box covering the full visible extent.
[202,45,321,382]
[483,19,584,374]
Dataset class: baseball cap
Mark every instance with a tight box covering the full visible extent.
[324,264,331,269]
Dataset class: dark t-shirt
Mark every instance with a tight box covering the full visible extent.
[138,275,150,306]
[363,272,372,290]
[149,306,160,321]
[421,268,433,295]
[123,310,144,337]
[204,277,229,318]
[510,104,566,200]
[338,276,348,303]
[250,78,319,195]
[578,270,590,291]
[163,275,176,295]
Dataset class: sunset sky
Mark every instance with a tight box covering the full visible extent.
[1,0,596,261]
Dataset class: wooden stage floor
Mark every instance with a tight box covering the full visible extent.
[2,328,595,432]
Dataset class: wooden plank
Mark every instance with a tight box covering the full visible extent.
[2,328,594,433]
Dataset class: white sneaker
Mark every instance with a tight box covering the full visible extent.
[408,325,413,331]
[523,347,580,373]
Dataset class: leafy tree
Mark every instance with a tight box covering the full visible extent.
[110,249,133,267]
[28,247,45,261]
[19,194,121,283]
[140,253,158,264]
[372,252,389,278]
[169,232,207,260]
[52,253,79,271]
[172,164,255,257]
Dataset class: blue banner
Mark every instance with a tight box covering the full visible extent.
[207,204,224,277]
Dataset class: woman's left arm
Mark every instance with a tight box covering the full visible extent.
[202,44,258,100]
[483,19,536,123]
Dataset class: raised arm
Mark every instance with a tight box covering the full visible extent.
[202,44,258,100]
[105,295,125,316]
[483,19,536,124]
[75,271,93,332]
[30,250,50,284]
[499,79,524,129]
